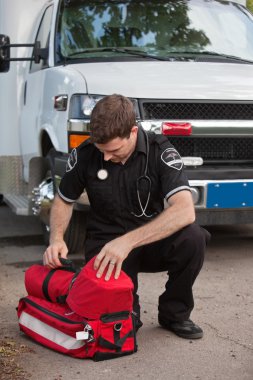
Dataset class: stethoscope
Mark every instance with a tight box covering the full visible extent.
[97,131,155,218]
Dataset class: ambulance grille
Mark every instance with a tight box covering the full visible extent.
[169,137,253,161]
[141,101,253,120]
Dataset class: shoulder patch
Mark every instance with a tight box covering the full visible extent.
[161,148,183,171]
[66,149,77,172]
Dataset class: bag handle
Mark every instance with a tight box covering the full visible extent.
[59,258,78,272]
[42,260,80,302]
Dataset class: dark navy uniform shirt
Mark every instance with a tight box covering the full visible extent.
[58,128,191,255]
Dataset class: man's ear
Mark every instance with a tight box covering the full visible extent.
[130,125,138,136]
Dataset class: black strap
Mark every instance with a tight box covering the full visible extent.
[42,270,55,302]
[98,329,134,352]
[56,294,68,304]
[113,327,121,353]
[42,267,80,303]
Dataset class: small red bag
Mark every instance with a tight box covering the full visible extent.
[25,264,79,303]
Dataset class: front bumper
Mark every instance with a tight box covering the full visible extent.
[55,153,253,224]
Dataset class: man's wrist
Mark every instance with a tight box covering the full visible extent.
[49,235,65,245]
[121,232,137,251]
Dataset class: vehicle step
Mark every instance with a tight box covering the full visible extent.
[4,194,31,216]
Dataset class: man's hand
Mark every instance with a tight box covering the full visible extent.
[43,240,68,269]
[43,194,73,269]
[94,236,132,281]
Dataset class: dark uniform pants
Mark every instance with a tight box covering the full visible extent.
[86,223,210,323]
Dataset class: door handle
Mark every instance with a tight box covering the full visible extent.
[24,80,27,105]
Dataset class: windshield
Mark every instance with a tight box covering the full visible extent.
[55,0,253,63]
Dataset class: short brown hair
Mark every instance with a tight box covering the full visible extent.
[89,94,136,144]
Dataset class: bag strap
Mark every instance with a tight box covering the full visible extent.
[42,265,80,303]
[55,270,80,304]
[42,269,55,302]
[98,329,135,352]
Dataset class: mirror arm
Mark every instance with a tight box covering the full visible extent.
[0,40,45,64]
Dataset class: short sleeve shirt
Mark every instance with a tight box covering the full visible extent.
[58,127,191,253]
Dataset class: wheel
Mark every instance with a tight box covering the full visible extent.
[32,164,88,255]
[41,209,88,255]
[64,210,88,255]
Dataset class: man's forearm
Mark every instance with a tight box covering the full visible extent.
[124,191,195,250]
[49,195,74,244]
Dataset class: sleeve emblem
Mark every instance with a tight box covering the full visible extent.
[66,148,77,172]
[161,148,183,171]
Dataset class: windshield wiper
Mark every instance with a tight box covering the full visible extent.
[166,51,253,64]
[66,47,171,61]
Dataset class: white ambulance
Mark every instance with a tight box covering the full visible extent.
[0,0,253,252]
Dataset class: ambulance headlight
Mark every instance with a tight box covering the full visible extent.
[69,94,103,119]
[69,94,140,119]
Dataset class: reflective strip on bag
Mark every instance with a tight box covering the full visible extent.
[19,312,85,350]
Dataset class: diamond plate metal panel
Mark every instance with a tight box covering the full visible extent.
[0,156,27,195]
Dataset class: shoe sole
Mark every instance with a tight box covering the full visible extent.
[159,320,203,339]
[171,330,203,339]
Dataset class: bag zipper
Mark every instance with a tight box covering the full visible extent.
[22,297,85,325]
[100,311,130,323]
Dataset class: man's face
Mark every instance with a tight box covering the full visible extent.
[95,126,138,163]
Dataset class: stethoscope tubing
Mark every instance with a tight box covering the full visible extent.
[97,130,155,218]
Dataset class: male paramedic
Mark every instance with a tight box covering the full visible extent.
[43,94,210,339]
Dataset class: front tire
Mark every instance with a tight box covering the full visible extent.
[42,209,88,255]
[64,209,88,255]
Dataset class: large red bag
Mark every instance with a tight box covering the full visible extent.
[66,257,134,319]
[17,296,137,360]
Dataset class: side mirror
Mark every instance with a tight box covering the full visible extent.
[0,34,10,73]
[0,35,47,71]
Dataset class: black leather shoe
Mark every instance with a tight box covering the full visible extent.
[158,317,203,339]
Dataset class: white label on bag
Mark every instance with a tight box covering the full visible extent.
[76,331,89,340]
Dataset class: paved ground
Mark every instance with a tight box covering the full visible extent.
[0,203,253,380]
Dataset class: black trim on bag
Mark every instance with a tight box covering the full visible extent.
[21,297,86,325]
[100,311,130,323]
[131,313,138,352]
[93,350,134,361]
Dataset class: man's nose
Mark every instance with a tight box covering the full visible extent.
[103,152,113,161]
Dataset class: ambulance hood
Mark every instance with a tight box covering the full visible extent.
[69,60,253,100]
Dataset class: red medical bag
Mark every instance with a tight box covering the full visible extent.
[18,257,137,360]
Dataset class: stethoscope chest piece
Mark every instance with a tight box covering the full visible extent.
[97,169,108,180]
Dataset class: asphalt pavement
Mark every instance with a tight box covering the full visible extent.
[0,203,253,380]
